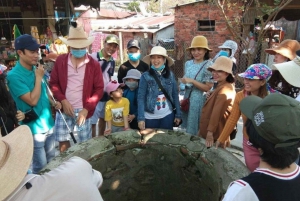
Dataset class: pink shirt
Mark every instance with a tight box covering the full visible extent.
[65,54,89,109]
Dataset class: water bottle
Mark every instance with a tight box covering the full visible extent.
[179,83,185,96]
[75,112,84,132]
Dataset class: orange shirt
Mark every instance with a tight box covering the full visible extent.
[217,90,248,144]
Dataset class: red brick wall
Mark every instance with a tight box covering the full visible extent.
[174,2,241,60]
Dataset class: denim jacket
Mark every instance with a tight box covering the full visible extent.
[137,68,181,121]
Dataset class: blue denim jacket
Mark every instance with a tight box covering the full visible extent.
[137,68,181,121]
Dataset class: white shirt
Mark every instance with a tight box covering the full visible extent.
[6,157,103,201]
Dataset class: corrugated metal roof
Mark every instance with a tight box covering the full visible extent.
[91,15,174,33]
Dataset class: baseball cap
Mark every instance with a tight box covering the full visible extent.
[105,35,119,45]
[15,34,40,51]
[240,94,300,148]
[127,39,141,49]
[105,80,121,95]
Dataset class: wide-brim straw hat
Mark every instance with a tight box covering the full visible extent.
[207,56,233,75]
[143,46,174,67]
[186,35,212,51]
[272,51,300,87]
[59,26,95,48]
[0,125,33,200]
[265,39,300,61]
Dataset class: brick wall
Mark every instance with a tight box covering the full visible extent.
[174,2,241,60]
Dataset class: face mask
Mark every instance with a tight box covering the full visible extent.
[151,64,165,71]
[125,81,138,89]
[71,49,86,58]
[128,53,141,62]
[219,50,229,57]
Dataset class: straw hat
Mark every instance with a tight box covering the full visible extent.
[272,50,300,87]
[208,56,233,75]
[0,125,33,200]
[186,36,212,51]
[59,26,95,48]
[265,39,300,61]
[143,46,174,67]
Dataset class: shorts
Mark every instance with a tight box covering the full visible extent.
[54,108,92,143]
[90,101,106,124]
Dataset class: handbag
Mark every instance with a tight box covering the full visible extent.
[180,61,208,112]
[23,108,38,123]
[230,125,238,140]
[151,72,182,127]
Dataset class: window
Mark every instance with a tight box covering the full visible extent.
[198,20,215,31]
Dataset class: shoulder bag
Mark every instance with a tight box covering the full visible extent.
[151,72,182,127]
[180,61,208,112]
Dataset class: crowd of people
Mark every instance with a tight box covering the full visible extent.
[1,22,300,200]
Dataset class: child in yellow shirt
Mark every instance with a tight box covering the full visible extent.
[104,80,130,135]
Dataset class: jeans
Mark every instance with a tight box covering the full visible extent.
[145,112,174,130]
[32,128,55,174]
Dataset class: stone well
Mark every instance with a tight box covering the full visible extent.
[43,130,249,201]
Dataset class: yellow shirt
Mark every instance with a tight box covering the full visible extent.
[105,97,130,127]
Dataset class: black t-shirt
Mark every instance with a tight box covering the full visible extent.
[117,60,149,83]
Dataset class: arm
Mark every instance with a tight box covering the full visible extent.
[20,67,45,106]
[83,61,104,113]
[137,75,147,122]
[104,102,112,134]
[171,72,181,119]
[207,92,230,133]
[49,56,67,102]
[123,98,130,129]
[104,120,112,135]
[217,93,243,145]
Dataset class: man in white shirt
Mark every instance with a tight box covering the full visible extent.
[1,126,104,201]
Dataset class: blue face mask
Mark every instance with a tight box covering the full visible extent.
[219,50,229,57]
[125,81,138,90]
[151,64,165,71]
[128,53,141,62]
[71,49,86,58]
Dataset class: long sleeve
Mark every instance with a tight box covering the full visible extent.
[137,75,147,121]
[171,72,181,119]
[207,93,229,133]
[218,91,244,143]
[83,60,104,114]
[49,55,67,102]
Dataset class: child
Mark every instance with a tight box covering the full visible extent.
[122,69,141,129]
[104,80,130,135]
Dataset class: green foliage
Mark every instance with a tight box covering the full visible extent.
[127,1,141,12]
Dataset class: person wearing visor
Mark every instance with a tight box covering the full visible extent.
[117,39,149,83]
[223,94,300,201]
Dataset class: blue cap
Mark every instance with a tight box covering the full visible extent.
[14,34,40,51]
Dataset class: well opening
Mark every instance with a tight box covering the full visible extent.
[43,130,249,201]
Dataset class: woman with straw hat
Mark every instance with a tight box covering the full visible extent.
[265,39,300,98]
[198,57,236,147]
[216,64,277,172]
[138,46,181,131]
[179,35,213,135]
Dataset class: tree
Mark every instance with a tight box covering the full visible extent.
[128,1,141,12]
[211,0,293,66]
